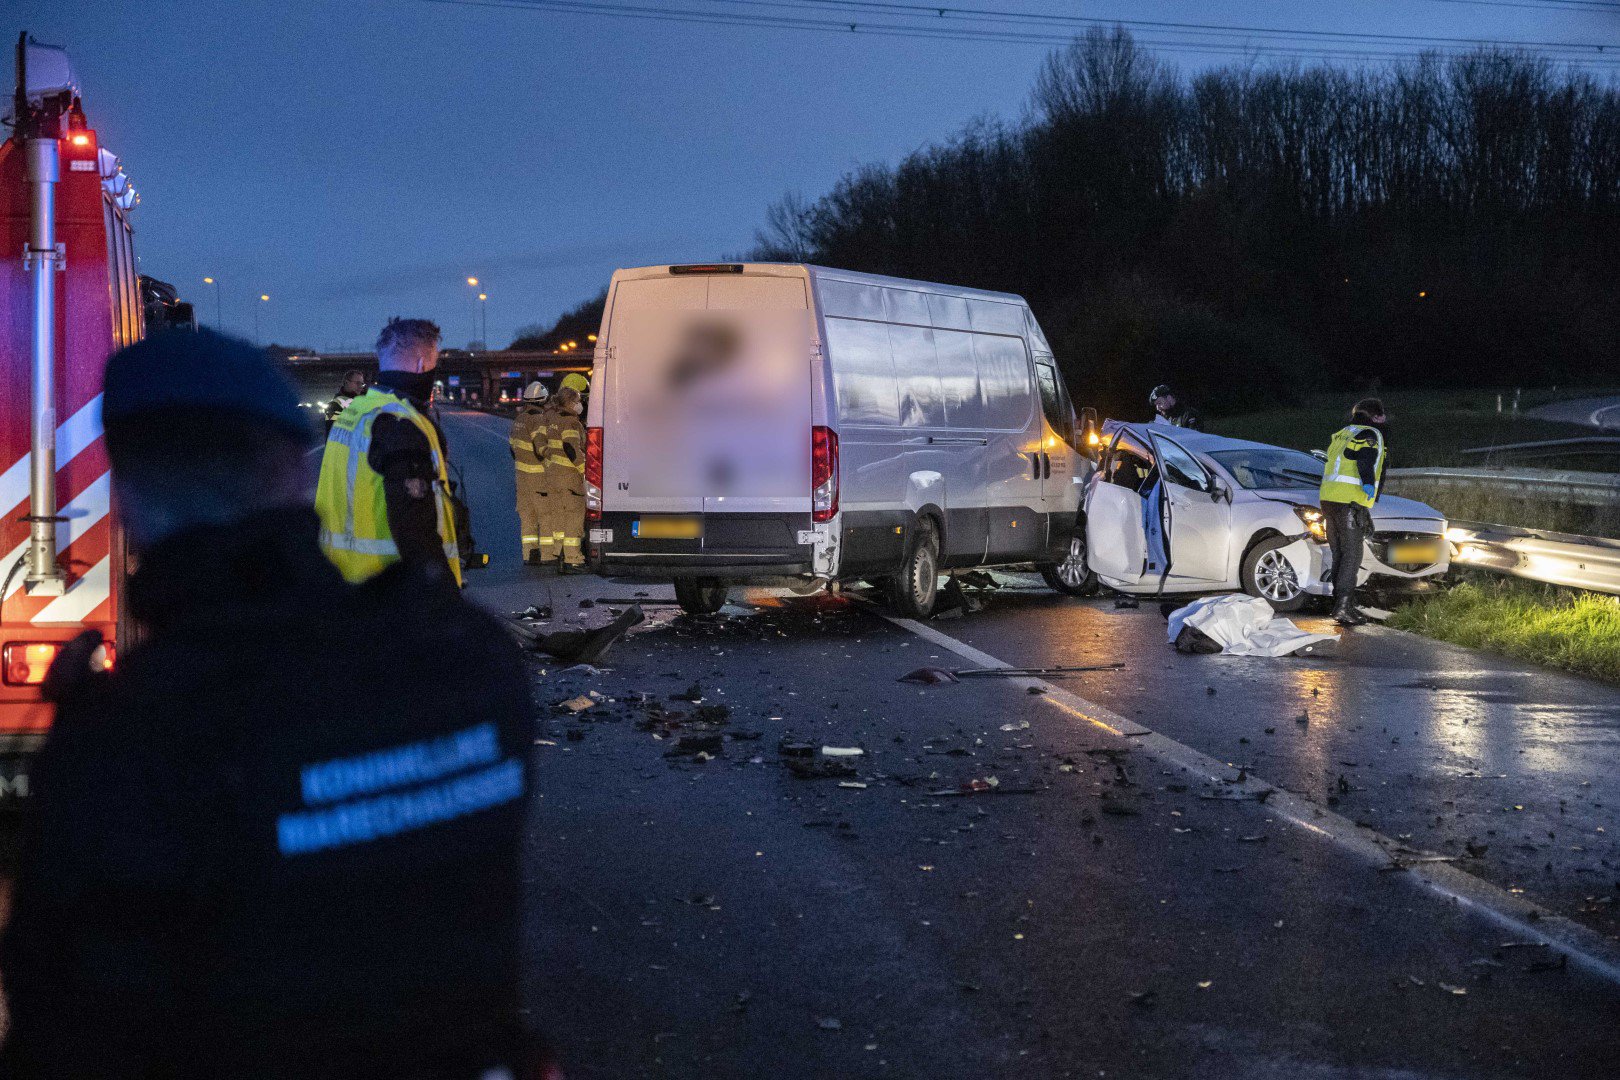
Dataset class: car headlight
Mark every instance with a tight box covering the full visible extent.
[1293,505,1327,543]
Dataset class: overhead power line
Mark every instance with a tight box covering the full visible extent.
[421,0,1620,68]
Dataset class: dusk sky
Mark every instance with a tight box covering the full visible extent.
[15,1,1618,351]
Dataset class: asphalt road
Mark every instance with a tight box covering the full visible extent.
[1526,395,1620,431]
[441,407,1620,1079]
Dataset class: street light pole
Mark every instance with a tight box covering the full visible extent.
[466,276,480,348]
[255,293,268,345]
[203,276,223,331]
[478,292,488,350]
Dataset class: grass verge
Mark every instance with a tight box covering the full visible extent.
[1209,389,1603,467]
[1388,576,1620,683]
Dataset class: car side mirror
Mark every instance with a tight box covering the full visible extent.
[1310,449,1328,462]
[1207,478,1230,503]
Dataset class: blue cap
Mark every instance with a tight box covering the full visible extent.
[101,329,315,445]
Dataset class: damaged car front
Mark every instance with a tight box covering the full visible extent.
[1084,423,1448,610]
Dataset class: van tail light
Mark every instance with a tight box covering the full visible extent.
[811,426,839,524]
[585,426,604,522]
[2,640,113,686]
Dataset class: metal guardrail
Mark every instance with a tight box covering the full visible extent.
[1446,520,1620,596]
[1458,436,1620,463]
[1387,466,1620,509]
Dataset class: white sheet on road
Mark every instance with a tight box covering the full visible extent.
[1166,594,1339,657]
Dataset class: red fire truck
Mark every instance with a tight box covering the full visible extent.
[1,34,138,803]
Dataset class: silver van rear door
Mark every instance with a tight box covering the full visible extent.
[602,274,709,515]
[699,274,813,516]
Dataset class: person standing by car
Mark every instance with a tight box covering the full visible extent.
[1318,397,1388,625]
[511,380,551,565]
[1149,384,1200,429]
[316,318,462,586]
[537,385,587,574]
[322,368,366,428]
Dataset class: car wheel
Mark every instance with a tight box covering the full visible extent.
[1240,536,1307,612]
[674,577,728,615]
[886,518,940,618]
[1040,529,1099,597]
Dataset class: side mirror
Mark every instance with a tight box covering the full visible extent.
[1078,406,1101,458]
[1207,478,1230,503]
[1310,449,1328,462]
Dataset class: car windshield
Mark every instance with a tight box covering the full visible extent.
[1208,447,1324,490]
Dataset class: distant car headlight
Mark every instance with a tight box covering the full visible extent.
[1293,505,1328,543]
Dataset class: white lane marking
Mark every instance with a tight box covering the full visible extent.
[1591,402,1620,429]
[0,394,106,514]
[879,607,1620,987]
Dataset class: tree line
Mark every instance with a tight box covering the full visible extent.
[523,29,1620,418]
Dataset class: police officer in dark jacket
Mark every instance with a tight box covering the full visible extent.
[0,331,549,1079]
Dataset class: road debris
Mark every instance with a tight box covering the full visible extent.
[821,746,865,757]
[899,667,959,685]
[666,733,724,758]
[557,695,595,713]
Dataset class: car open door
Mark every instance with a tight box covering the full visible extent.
[1145,428,1232,586]
[1083,430,1147,585]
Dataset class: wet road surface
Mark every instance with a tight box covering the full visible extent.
[441,407,1620,1078]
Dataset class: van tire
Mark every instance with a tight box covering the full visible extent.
[1239,536,1307,612]
[1040,529,1098,597]
[886,519,941,618]
[674,577,728,615]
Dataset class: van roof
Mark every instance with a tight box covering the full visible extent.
[612,263,1029,306]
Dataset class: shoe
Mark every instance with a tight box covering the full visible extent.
[524,551,542,566]
[559,564,588,576]
[1332,606,1368,626]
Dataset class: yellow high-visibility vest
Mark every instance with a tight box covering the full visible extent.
[315,388,462,586]
[1319,424,1385,508]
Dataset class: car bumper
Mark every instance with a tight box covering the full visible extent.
[1307,528,1450,593]
[589,511,815,580]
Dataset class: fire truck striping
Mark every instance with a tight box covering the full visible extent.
[0,392,104,514]
[2,472,111,601]
[31,556,111,624]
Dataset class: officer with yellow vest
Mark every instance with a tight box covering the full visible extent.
[1318,397,1388,626]
[536,385,587,574]
[315,318,462,587]
[510,380,551,564]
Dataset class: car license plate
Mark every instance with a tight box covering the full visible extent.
[633,516,702,540]
[1389,540,1440,565]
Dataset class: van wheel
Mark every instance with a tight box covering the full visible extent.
[1240,536,1307,612]
[674,577,728,615]
[1040,530,1098,597]
[886,519,940,618]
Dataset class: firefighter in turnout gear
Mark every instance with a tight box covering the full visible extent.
[537,385,587,573]
[315,319,462,587]
[510,381,552,564]
[1318,397,1389,626]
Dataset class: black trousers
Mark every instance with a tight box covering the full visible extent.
[1322,501,1372,608]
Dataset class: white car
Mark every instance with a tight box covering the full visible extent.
[1080,422,1448,610]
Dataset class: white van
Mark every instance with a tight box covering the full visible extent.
[582,263,1092,616]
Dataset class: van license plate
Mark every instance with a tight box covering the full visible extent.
[1389,540,1440,565]
[633,517,702,540]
